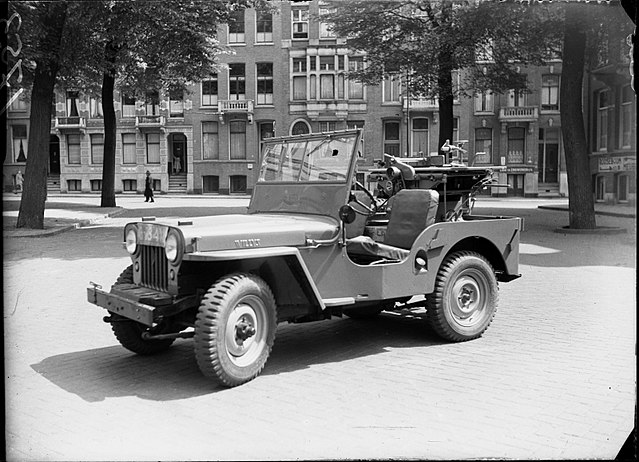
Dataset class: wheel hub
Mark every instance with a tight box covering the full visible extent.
[235,317,256,341]
[450,273,486,325]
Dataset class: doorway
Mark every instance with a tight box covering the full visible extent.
[170,133,187,175]
[49,135,60,174]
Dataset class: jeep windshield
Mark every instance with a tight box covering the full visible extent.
[249,130,361,218]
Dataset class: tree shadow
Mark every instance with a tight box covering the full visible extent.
[31,313,443,402]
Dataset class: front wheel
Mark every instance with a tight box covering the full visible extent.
[426,251,498,342]
[194,273,277,387]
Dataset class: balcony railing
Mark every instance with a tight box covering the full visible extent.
[402,96,438,110]
[498,106,539,122]
[54,116,86,130]
[136,115,165,128]
[218,99,254,113]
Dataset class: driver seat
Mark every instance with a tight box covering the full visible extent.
[346,189,439,262]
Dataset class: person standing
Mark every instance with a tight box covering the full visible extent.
[14,170,24,194]
[144,171,154,203]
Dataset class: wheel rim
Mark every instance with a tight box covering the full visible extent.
[224,295,267,367]
[448,268,489,328]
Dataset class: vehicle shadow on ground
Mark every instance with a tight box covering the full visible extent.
[31,313,443,402]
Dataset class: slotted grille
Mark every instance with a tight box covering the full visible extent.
[139,245,169,291]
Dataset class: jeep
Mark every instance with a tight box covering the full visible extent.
[87,129,522,387]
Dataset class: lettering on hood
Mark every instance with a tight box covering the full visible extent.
[234,238,261,248]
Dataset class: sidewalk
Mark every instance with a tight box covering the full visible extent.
[3,192,635,238]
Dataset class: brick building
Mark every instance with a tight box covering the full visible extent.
[4,1,635,204]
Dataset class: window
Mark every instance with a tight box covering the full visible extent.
[348,121,365,156]
[203,175,220,193]
[230,175,247,193]
[12,125,27,162]
[153,179,161,191]
[256,63,273,105]
[228,10,245,44]
[9,89,27,111]
[474,91,494,113]
[146,133,160,163]
[90,97,103,118]
[596,89,610,151]
[318,121,337,132]
[541,75,559,111]
[292,7,309,39]
[507,127,525,164]
[320,74,334,99]
[90,180,102,192]
[123,179,137,192]
[619,85,633,149]
[259,121,275,154]
[348,57,364,99]
[291,120,310,135]
[145,91,160,115]
[319,56,334,71]
[122,133,137,164]
[169,89,184,118]
[383,75,401,102]
[121,94,136,118]
[67,179,82,191]
[229,120,246,159]
[90,134,104,164]
[66,91,80,117]
[320,5,336,38]
[474,128,492,165]
[67,134,81,164]
[292,58,307,100]
[229,63,245,100]
[384,121,401,157]
[202,76,218,107]
[256,11,273,43]
[452,118,459,143]
[508,88,527,107]
[411,118,429,156]
[202,122,219,160]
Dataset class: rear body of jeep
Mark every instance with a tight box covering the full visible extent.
[87,129,522,386]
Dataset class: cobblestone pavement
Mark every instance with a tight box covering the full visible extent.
[3,199,636,461]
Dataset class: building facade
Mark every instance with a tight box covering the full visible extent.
[4,1,635,204]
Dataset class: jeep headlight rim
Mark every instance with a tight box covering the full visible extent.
[165,230,183,264]
[125,226,138,255]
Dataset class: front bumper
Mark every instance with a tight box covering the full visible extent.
[87,287,156,327]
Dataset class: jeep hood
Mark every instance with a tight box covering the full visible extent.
[144,213,339,252]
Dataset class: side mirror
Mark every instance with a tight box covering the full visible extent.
[338,204,356,224]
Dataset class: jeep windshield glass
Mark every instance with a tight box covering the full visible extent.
[258,134,355,183]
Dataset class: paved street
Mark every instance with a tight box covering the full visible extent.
[3,196,636,460]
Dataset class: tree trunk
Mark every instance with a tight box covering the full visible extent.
[560,4,596,229]
[16,2,68,229]
[100,41,118,207]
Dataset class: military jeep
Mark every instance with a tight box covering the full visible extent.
[87,129,522,387]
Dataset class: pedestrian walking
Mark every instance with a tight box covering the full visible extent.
[144,171,154,203]
[14,170,23,194]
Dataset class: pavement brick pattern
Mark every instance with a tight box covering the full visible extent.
[3,204,636,460]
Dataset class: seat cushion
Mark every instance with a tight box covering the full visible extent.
[384,189,439,249]
[346,235,410,262]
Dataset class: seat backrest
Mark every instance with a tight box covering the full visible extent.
[344,190,372,238]
[384,189,439,249]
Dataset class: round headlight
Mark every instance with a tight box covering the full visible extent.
[165,232,179,262]
[125,227,137,254]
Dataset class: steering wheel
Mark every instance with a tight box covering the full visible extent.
[350,181,378,216]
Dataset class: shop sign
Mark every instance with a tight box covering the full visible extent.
[506,167,534,173]
[598,156,636,172]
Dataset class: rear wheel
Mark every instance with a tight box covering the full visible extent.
[109,266,175,355]
[194,273,277,387]
[426,251,498,342]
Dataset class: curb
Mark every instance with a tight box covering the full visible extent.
[538,205,636,219]
[553,226,628,235]
[4,208,128,238]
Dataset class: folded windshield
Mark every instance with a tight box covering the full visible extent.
[258,134,356,183]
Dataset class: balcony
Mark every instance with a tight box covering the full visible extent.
[217,99,254,124]
[498,106,539,122]
[54,116,86,131]
[136,115,165,130]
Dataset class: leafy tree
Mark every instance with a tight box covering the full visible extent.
[323,0,561,155]
[14,0,273,227]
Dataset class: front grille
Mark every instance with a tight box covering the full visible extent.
[139,245,169,291]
